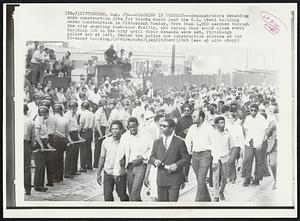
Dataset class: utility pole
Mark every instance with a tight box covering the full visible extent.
[171,44,175,76]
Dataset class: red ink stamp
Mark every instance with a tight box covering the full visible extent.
[260,11,287,36]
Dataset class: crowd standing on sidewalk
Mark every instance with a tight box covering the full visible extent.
[24,47,278,202]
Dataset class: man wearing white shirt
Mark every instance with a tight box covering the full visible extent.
[88,87,101,113]
[242,103,268,186]
[96,120,129,201]
[226,107,245,183]
[211,116,233,202]
[185,110,214,202]
[116,117,152,201]
[30,45,46,85]
[27,94,41,121]
[149,119,189,201]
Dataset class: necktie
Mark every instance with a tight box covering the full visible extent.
[164,137,168,149]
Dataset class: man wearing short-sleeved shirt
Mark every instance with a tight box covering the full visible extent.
[96,120,129,201]
[242,103,268,186]
[78,101,95,171]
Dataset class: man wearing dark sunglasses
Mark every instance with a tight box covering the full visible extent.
[149,119,189,201]
[242,103,268,187]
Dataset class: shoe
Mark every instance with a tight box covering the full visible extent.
[230,179,236,184]
[251,180,260,186]
[79,168,87,172]
[87,167,93,170]
[213,197,219,202]
[64,174,74,178]
[243,178,250,187]
[25,191,31,195]
[220,193,225,201]
[46,183,53,187]
[34,186,48,192]
[72,172,81,175]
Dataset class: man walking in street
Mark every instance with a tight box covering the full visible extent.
[150,119,189,201]
[242,103,268,186]
[96,120,129,201]
[185,110,215,201]
[175,104,194,182]
[117,117,152,201]
[226,107,245,184]
[211,116,233,202]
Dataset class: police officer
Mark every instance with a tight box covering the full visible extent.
[78,101,95,172]
[34,106,55,192]
[93,99,108,168]
[24,104,35,195]
[52,104,70,181]
[64,101,83,176]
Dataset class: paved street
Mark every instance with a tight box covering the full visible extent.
[25,160,276,203]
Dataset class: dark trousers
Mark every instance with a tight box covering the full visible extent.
[103,172,129,201]
[65,131,80,175]
[157,184,181,202]
[242,145,264,180]
[80,129,93,169]
[24,140,32,193]
[30,62,45,85]
[50,135,67,182]
[93,126,106,168]
[183,154,192,181]
[192,150,212,202]
[126,163,147,201]
[227,147,241,181]
[261,140,271,176]
[33,142,55,187]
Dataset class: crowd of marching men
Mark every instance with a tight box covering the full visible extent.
[24,78,278,202]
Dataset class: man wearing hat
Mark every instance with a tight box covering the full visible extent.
[64,101,83,177]
[211,116,233,202]
[51,104,70,181]
[33,106,55,191]
[242,103,268,187]
[27,93,41,121]
[93,99,109,168]
[78,101,95,172]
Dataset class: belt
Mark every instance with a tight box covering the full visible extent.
[193,150,210,154]
[70,130,78,133]
[127,162,146,168]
